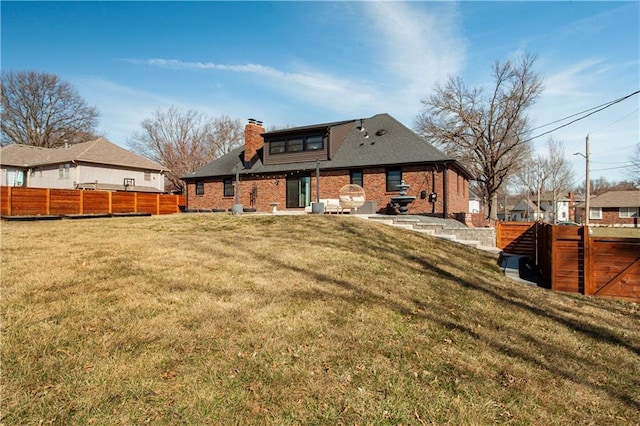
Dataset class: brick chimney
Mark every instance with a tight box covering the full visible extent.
[244,118,264,168]
[568,191,575,221]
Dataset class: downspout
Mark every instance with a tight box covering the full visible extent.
[442,163,448,219]
[431,166,436,215]
[185,179,189,209]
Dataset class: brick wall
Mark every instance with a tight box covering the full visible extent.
[187,165,470,215]
[590,207,639,226]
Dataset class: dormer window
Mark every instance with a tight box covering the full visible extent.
[288,138,304,152]
[270,141,285,154]
[269,134,324,154]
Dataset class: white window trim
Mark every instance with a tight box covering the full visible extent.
[589,207,602,220]
[619,207,639,218]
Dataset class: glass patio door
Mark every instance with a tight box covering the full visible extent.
[286,176,311,208]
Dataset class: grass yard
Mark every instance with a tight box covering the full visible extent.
[1,214,639,425]
[591,226,640,238]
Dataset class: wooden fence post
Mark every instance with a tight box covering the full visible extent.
[7,186,12,216]
[584,227,594,295]
[156,194,160,215]
[108,192,112,214]
[80,189,84,215]
[550,224,557,291]
[46,188,51,215]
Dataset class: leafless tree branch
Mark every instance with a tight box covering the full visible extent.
[1,70,100,147]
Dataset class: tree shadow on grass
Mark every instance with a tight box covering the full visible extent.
[181,215,640,411]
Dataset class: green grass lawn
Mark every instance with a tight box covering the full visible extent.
[2,214,639,425]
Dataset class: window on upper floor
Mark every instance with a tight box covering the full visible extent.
[287,138,304,152]
[269,134,324,154]
[144,171,151,181]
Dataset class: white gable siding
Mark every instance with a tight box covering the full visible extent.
[77,163,164,190]
[21,163,165,191]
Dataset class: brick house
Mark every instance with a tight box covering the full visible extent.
[183,113,473,216]
[583,190,640,226]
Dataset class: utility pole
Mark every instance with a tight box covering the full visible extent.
[585,134,590,227]
[573,135,590,226]
[536,161,541,221]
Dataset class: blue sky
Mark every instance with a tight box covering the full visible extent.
[2,1,638,185]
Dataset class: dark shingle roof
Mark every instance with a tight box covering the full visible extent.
[185,113,465,179]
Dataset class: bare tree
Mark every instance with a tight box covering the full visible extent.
[1,70,100,147]
[127,106,243,193]
[544,138,575,222]
[415,53,543,220]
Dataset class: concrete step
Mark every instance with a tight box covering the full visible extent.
[477,246,502,254]
[456,239,481,247]
[412,228,435,235]
[434,234,457,242]
[390,223,415,231]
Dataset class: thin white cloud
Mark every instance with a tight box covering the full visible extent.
[121,3,466,125]
[365,1,465,94]
[123,57,378,117]
[542,58,609,97]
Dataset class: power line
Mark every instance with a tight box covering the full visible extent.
[530,97,636,132]
[523,89,640,144]
[591,165,634,172]
[592,143,639,155]
[592,107,640,134]
[590,160,633,165]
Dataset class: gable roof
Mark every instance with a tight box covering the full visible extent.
[185,113,471,179]
[510,199,551,213]
[589,190,640,208]
[0,138,165,171]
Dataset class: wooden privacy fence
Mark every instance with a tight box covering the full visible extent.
[1,186,186,217]
[496,221,640,302]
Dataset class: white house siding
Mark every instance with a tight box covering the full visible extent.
[2,168,25,186]
[556,200,569,222]
[24,163,164,191]
[77,163,164,191]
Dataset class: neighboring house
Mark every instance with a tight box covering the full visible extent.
[536,191,573,223]
[1,138,166,193]
[584,190,640,226]
[469,189,481,214]
[509,199,547,222]
[508,192,578,223]
[183,113,473,216]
